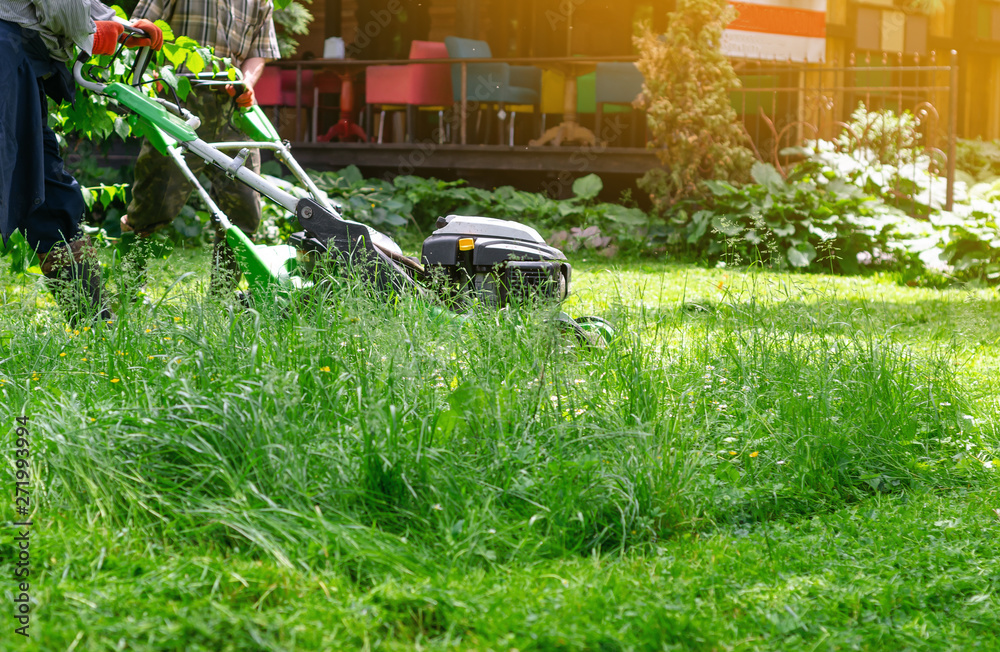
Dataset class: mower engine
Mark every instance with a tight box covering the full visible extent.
[421,215,570,308]
[288,210,570,309]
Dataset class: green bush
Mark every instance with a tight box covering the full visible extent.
[663,161,930,273]
[634,0,755,208]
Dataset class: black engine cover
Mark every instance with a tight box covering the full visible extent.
[421,215,571,306]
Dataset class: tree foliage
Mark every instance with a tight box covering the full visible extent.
[634,0,755,210]
[274,0,314,58]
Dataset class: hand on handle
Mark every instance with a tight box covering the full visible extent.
[92,21,124,56]
[226,84,256,108]
[121,19,164,50]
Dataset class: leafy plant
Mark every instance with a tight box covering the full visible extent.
[666,161,932,273]
[634,0,755,208]
[255,169,652,255]
[273,0,315,58]
[956,138,1000,184]
[836,103,922,166]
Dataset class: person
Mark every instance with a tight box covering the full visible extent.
[0,1,162,324]
[121,0,281,299]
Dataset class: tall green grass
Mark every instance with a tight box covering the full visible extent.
[2,263,994,585]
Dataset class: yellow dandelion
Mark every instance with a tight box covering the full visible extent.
[73,329,80,336]
[81,357,88,362]
[145,329,152,334]
[320,366,331,372]
[59,352,67,357]
[173,317,181,322]
[164,336,172,341]
[147,355,155,360]
[749,451,759,458]
[89,418,96,423]
[111,378,120,383]
[729,451,737,456]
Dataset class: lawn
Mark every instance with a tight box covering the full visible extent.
[2,247,999,651]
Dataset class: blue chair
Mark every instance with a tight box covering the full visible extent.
[444,36,541,144]
[594,62,645,146]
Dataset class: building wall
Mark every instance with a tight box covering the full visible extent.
[287,0,996,140]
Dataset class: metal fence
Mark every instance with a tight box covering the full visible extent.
[729,51,958,211]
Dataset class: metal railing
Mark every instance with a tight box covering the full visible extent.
[729,50,958,210]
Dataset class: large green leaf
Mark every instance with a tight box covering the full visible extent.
[603,204,648,226]
[751,161,787,194]
[572,174,603,201]
[787,243,817,267]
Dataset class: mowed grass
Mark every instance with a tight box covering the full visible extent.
[1,247,999,651]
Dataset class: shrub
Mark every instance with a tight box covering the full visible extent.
[634,0,755,209]
[664,161,930,273]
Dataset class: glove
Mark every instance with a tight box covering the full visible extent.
[226,84,256,108]
[92,21,124,56]
[121,19,164,51]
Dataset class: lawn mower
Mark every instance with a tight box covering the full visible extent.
[73,26,612,341]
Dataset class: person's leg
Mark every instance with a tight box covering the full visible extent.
[32,123,112,324]
[201,93,263,298]
[0,23,110,325]
[1,21,45,247]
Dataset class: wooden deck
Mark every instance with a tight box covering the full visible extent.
[281,142,660,196]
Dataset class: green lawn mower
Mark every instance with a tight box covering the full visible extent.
[74,29,612,342]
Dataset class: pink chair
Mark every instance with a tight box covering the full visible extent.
[254,67,282,119]
[365,40,452,143]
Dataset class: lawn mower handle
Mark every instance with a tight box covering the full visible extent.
[73,19,153,93]
[73,41,202,130]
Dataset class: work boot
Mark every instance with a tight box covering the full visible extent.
[208,238,243,300]
[39,239,113,326]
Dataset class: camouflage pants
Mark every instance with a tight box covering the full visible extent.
[126,89,262,239]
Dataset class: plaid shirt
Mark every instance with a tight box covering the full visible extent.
[132,0,280,66]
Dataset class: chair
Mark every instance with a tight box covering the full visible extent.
[539,69,566,135]
[594,63,645,146]
[444,36,541,145]
[254,67,283,128]
[365,40,452,143]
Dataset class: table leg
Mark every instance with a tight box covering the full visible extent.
[529,73,596,147]
[295,64,302,142]
[460,62,468,145]
[320,73,369,143]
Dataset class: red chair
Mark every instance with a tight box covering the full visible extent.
[254,67,282,128]
[365,40,452,143]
